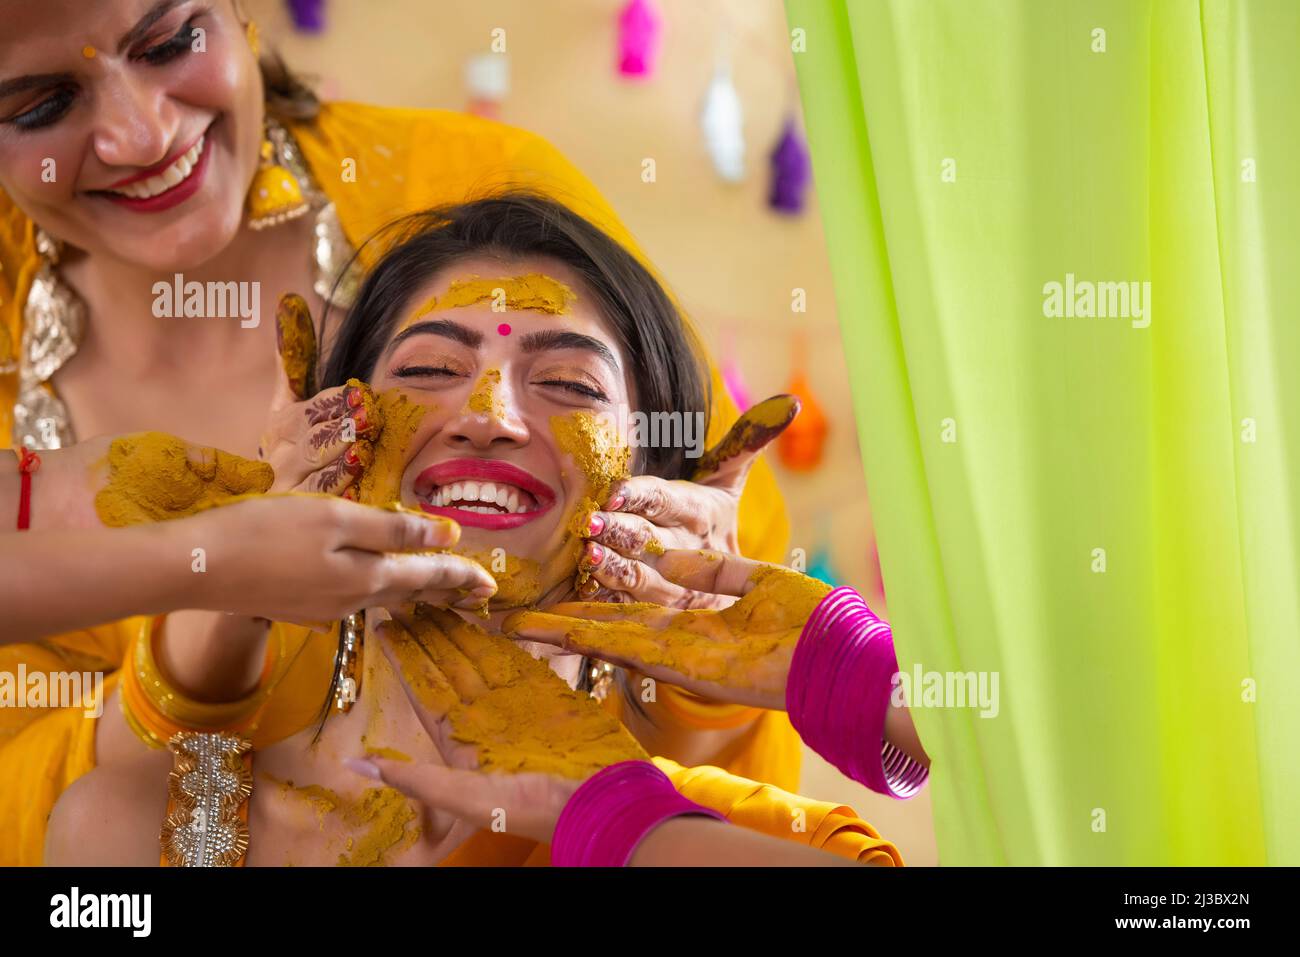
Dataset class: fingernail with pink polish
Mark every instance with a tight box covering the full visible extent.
[587,513,605,536]
[342,757,382,780]
[607,494,625,511]
[586,543,605,566]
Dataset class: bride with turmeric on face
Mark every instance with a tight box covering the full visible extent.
[45,196,905,867]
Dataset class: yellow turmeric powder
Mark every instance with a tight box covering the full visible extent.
[276,293,318,399]
[466,368,505,417]
[364,746,412,762]
[551,412,631,593]
[277,777,420,866]
[336,787,421,866]
[505,565,833,696]
[357,389,428,507]
[382,605,647,778]
[463,549,544,608]
[407,274,576,329]
[690,393,799,482]
[94,432,274,527]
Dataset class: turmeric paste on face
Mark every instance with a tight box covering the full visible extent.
[357,389,428,507]
[466,368,505,417]
[551,412,632,591]
[94,432,274,527]
[407,274,577,329]
[463,549,544,608]
[383,606,646,778]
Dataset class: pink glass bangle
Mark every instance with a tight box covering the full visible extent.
[551,760,726,867]
[786,586,929,799]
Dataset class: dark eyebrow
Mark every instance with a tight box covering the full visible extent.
[519,329,620,375]
[385,319,484,355]
[0,1,189,99]
[118,0,191,55]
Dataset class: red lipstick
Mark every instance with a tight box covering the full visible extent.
[414,458,556,530]
[96,129,212,214]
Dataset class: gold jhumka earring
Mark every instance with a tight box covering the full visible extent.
[245,133,310,230]
[242,19,309,230]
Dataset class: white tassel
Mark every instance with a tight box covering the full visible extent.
[700,63,745,182]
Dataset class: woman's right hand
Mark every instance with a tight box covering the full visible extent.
[259,293,382,498]
[176,495,497,622]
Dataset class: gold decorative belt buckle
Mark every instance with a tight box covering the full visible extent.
[160,731,253,867]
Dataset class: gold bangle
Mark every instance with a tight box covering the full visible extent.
[119,617,269,748]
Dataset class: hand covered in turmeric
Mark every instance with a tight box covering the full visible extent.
[506,550,833,710]
[356,605,648,843]
[260,293,383,499]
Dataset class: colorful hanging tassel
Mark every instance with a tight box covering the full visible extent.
[777,334,828,471]
[720,328,752,411]
[806,543,842,588]
[465,53,510,119]
[286,0,326,33]
[700,62,745,182]
[768,116,811,214]
[617,0,661,79]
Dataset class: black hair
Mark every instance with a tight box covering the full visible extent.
[314,193,711,727]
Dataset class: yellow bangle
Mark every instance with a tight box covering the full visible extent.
[119,617,268,749]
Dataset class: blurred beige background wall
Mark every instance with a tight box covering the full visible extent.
[251,0,936,864]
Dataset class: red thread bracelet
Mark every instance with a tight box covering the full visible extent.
[15,446,40,531]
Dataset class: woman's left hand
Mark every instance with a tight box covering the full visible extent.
[577,395,799,609]
[350,604,646,844]
[510,549,832,710]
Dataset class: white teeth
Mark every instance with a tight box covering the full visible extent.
[107,134,205,199]
[427,479,538,514]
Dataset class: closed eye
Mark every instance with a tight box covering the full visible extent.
[392,364,462,379]
[138,18,201,65]
[536,379,608,402]
[8,87,75,130]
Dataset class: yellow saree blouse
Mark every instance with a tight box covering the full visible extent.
[0,103,797,865]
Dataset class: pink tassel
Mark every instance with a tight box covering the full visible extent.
[618,0,662,79]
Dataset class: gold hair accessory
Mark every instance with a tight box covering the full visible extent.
[245,127,309,230]
[160,731,253,867]
[335,612,364,713]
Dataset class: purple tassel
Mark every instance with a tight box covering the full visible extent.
[768,118,811,214]
[286,0,326,33]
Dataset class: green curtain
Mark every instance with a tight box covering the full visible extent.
[787,0,1298,865]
